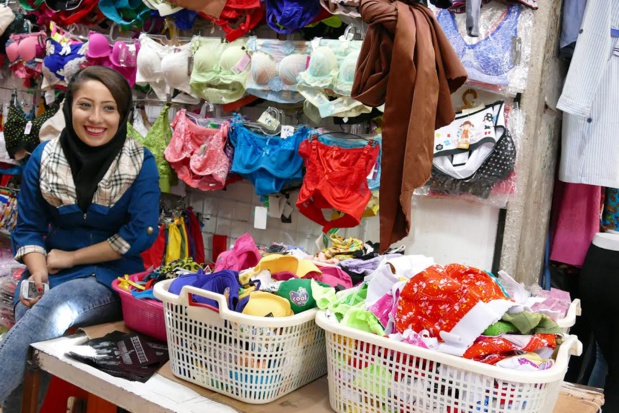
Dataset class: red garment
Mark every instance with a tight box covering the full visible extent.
[186,207,205,264]
[200,0,264,42]
[296,138,379,232]
[140,224,165,269]
[463,334,557,364]
[351,0,467,252]
[395,264,510,338]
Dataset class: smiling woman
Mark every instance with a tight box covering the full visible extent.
[0,66,161,411]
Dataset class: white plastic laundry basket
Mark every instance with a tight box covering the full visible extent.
[315,311,582,413]
[556,298,581,333]
[153,279,327,403]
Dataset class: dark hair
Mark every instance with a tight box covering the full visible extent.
[67,66,132,118]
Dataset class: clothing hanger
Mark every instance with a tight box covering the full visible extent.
[108,22,136,43]
[243,107,284,136]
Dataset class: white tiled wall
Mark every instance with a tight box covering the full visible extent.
[187,181,376,263]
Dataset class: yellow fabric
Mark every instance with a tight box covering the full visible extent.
[165,222,183,264]
[241,254,322,284]
[175,217,190,259]
[241,291,293,317]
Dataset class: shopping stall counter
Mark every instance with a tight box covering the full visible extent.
[21,321,601,413]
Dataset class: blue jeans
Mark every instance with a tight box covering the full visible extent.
[588,341,608,388]
[0,276,122,411]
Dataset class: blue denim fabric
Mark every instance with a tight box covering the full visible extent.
[588,341,608,389]
[0,276,122,409]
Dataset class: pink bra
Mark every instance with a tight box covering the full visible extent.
[164,109,232,192]
[6,32,46,62]
[85,32,140,86]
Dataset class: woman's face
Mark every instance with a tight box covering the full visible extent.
[71,80,121,147]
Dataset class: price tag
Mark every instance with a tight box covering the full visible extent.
[254,206,268,229]
[280,125,295,139]
[24,121,32,135]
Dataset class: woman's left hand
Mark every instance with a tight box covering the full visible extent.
[46,249,76,274]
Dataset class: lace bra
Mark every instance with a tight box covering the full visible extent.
[190,37,250,104]
[297,39,370,119]
[245,37,310,104]
[136,34,197,101]
[437,4,520,87]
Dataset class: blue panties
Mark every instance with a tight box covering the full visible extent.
[229,119,311,196]
[437,4,520,87]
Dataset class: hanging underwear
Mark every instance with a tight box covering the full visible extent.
[317,133,382,190]
[437,4,520,87]
[245,37,310,104]
[85,32,141,87]
[132,105,175,193]
[5,31,47,81]
[297,39,371,119]
[42,37,87,89]
[229,118,311,196]
[164,109,232,192]
[200,0,263,42]
[98,0,150,28]
[4,99,61,161]
[190,37,250,104]
[296,136,379,232]
[428,101,516,199]
[136,34,197,101]
[265,0,322,34]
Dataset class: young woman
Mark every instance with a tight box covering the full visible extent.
[0,66,160,410]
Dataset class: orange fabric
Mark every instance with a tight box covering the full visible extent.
[351,0,467,251]
[394,264,509,338]
[463,334,557,364]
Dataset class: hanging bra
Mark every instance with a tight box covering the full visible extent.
[229,118,311,196]
[297,39,370,118]
[42,37,87,89]
[141,0,182,16]
[265,0,322,34]
[296,137,379,232]
[5,31,47,80]
[319,0,360,17]
[201,0,263,42]
[432,101,506,179]
[190,37,250,104]
[166,0,226,18]
[85,32,141,87]
[437,4,520,87]
[98,0,150,28]
[245,37,310,104]
[136,34,197,101]
[165,109,232,191]
[4,100,61,161]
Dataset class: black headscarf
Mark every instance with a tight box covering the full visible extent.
[59,71,132,212]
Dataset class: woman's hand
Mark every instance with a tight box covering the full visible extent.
[46,249,76,274]
[19,271,49,308]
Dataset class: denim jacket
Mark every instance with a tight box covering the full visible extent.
[11,137,161,293]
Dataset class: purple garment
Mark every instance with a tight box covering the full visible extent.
[339,254,403,277]
[214,233,261,273]
[168,269,240,310]
[265,0,321,34]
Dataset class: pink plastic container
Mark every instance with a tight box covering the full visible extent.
[111,271,167,342]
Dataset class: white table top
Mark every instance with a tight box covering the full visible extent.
[31,334,240,413]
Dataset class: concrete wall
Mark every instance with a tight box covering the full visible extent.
[500,0,566,285]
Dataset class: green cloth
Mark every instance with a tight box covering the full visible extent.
[501,312,563,335]
[276,279,318,313]
[483,320,519,336]
[311,280,337,309]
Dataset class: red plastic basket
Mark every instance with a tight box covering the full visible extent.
[111,271,167,342]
